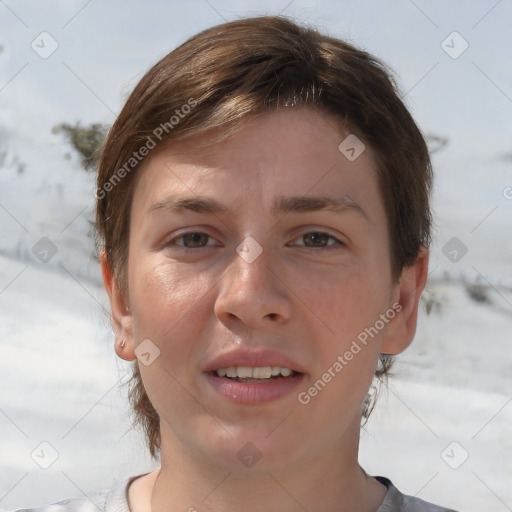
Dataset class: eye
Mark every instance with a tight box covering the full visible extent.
[291,231,344,249]
[167,232,219,249]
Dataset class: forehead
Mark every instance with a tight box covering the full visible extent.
[131,107,382,218]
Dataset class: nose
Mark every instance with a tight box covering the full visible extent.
[214,243,293,329]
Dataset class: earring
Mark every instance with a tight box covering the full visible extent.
[120,339,126,348]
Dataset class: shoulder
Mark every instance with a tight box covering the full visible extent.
[8,474,144,512]
[376,477,459,512]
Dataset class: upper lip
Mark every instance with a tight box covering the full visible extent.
[204,348,306,374]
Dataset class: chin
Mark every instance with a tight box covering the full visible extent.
[196,426,304,473]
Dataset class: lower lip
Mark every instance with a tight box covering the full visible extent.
[205,373,306,404]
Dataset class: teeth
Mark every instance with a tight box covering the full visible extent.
[271,366,280,376]
[253,367,272,379]
[214,366,296,379]
[237,366,254,378]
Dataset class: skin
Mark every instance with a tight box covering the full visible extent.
[101,106,429,512]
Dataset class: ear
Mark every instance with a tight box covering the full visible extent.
[381,246,429,355]
[100,249,136,361]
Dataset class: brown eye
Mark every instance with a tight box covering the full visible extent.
[294,232,343,248]
[181,233,209,247]
[168,232,217,249]
[304,232,329,247]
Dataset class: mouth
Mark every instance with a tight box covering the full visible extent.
[204,365,305,404]
[211,365,299,382]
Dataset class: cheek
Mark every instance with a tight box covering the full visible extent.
[302,260,393,401]
[131,261,208,410]
[129,257,206,342]
[306,262,391,337]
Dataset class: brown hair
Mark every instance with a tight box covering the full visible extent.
[95,15,432,458]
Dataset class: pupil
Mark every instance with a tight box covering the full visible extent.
[307,233,327,246]
[185,233,206,247]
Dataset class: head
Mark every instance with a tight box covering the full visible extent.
[96,16,431,462]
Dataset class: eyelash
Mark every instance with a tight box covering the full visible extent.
[165,231,344,251]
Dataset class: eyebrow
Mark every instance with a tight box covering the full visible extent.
[147,194,369,221]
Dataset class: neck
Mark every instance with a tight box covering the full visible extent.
[150,420,387,512]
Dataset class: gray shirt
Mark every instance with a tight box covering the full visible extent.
[12,474,458,512]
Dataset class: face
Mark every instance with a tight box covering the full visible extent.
[122,107,404,471]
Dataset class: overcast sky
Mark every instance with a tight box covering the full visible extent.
[1,0,510,141]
